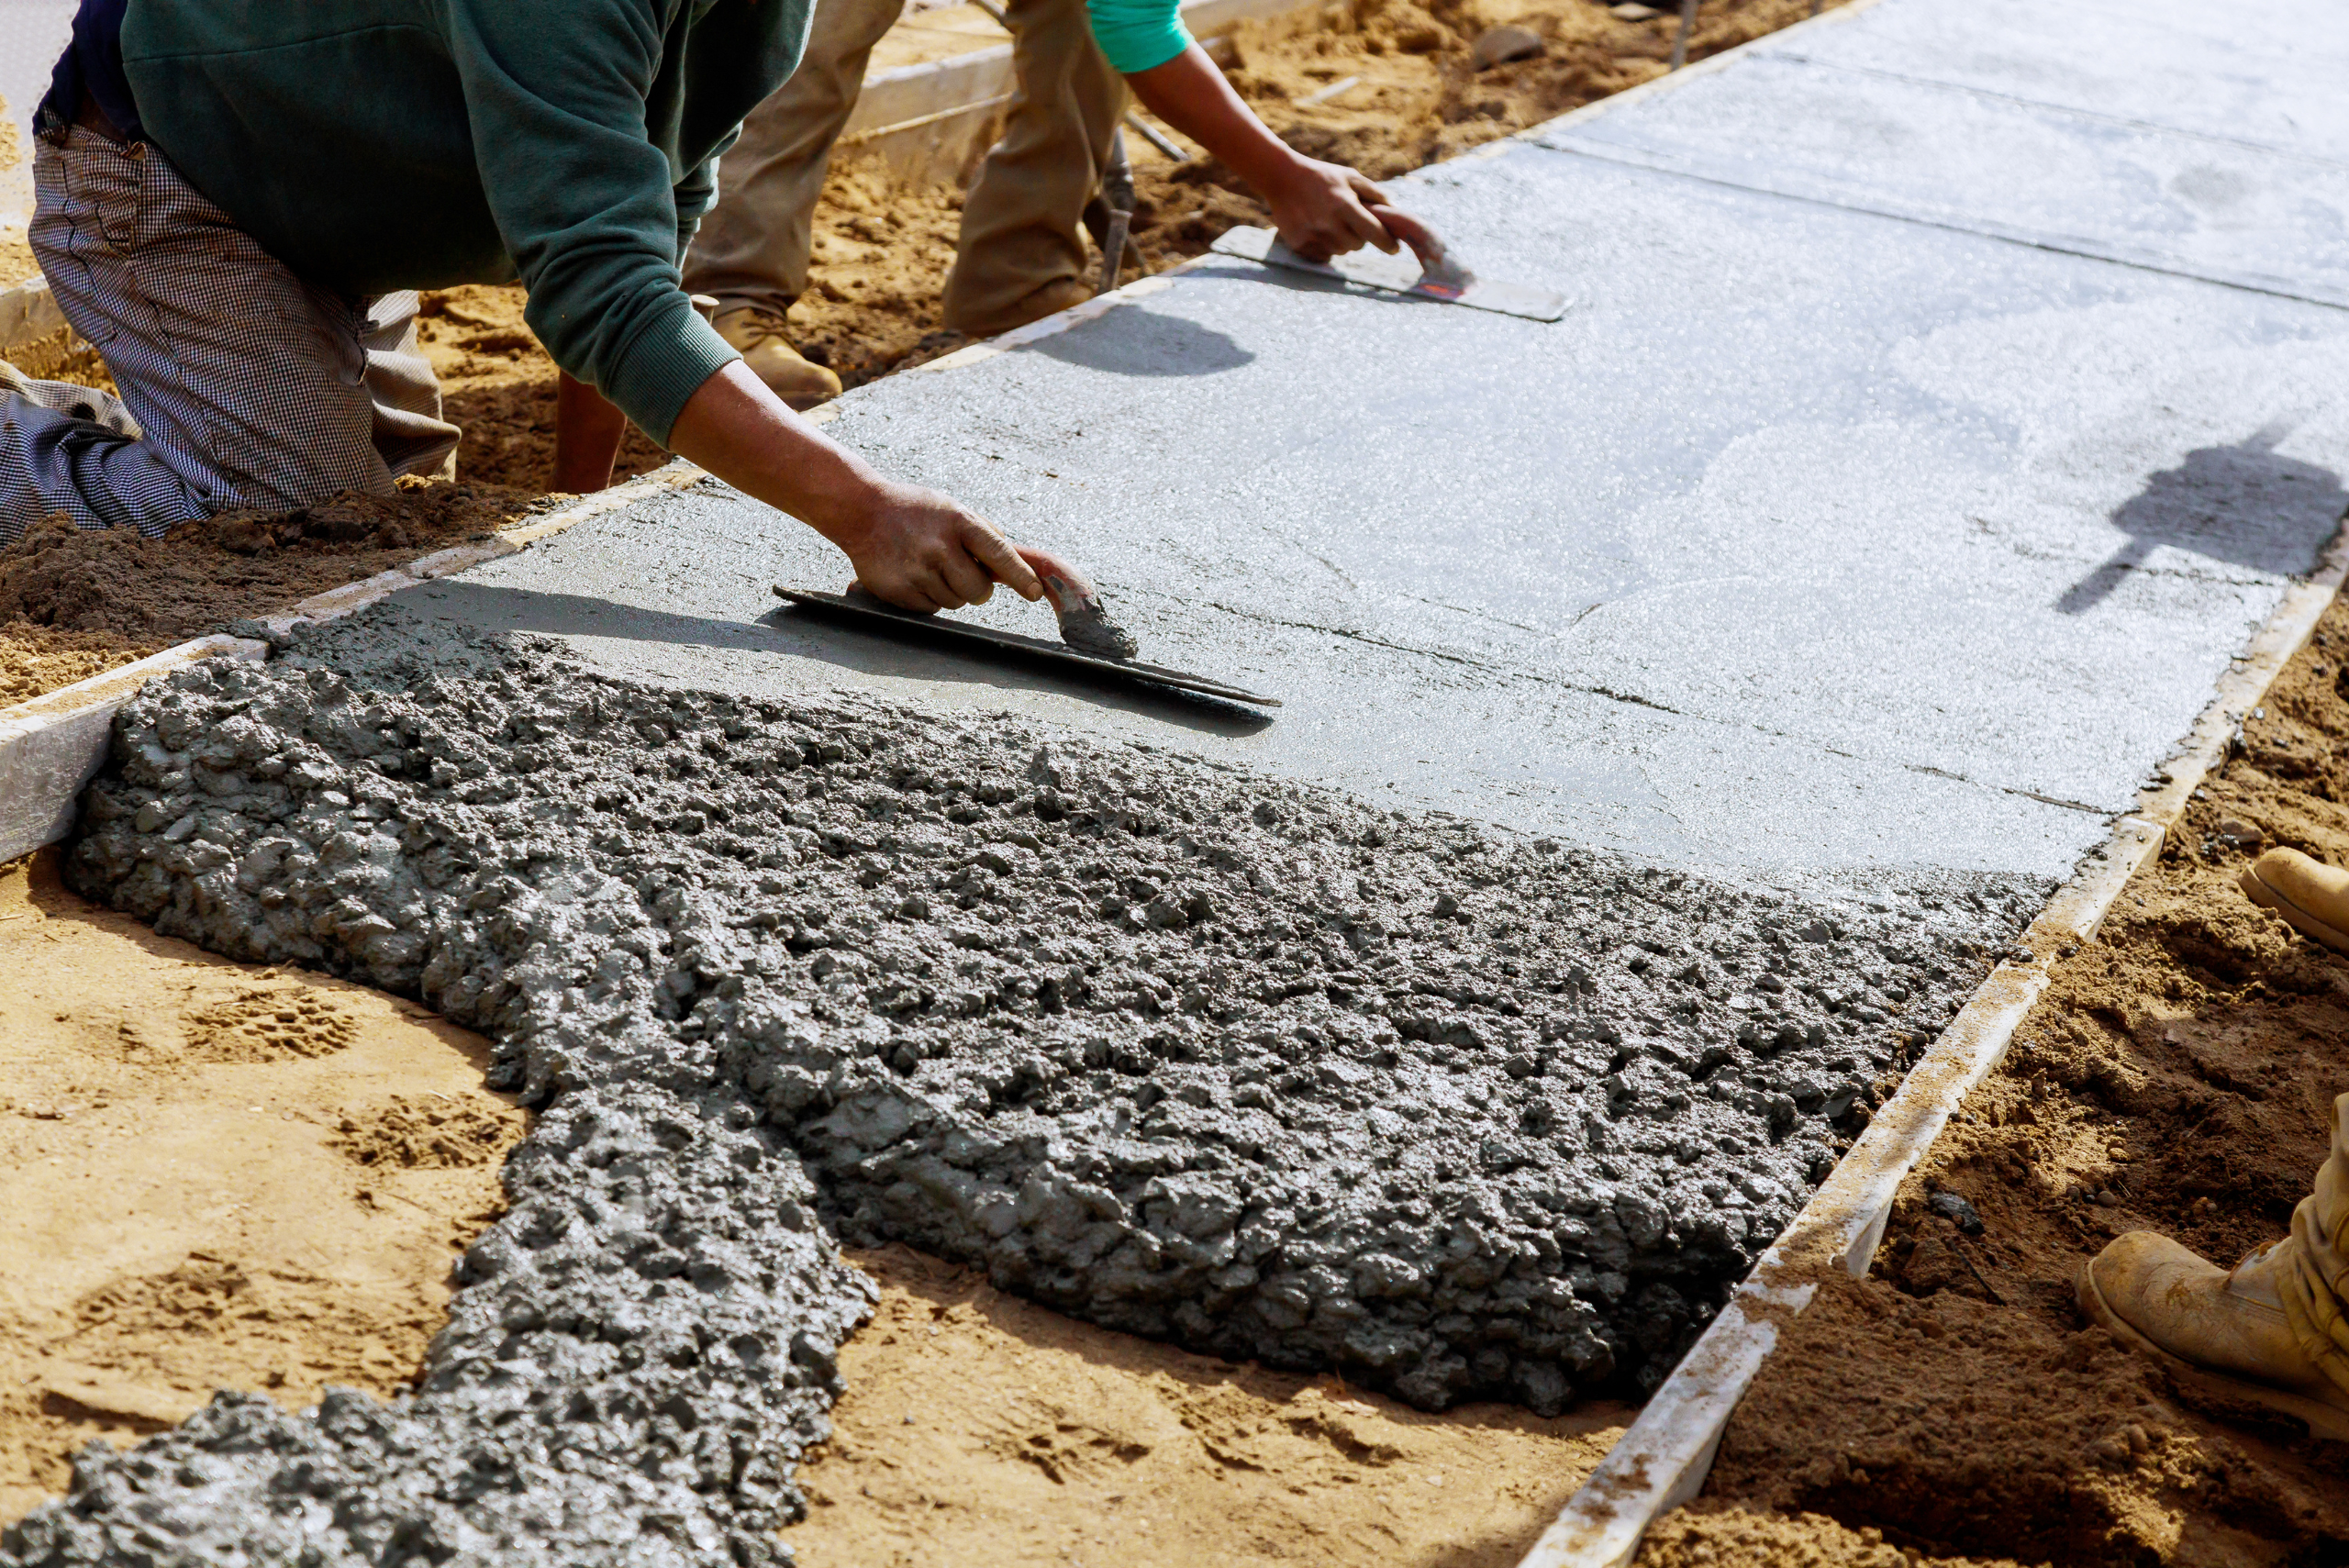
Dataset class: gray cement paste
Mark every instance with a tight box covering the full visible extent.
[9,615,2041,1561]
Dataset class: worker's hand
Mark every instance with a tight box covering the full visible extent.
[1013,545,1093,613]
[1263,159,1399,262]
[839,481,1046,614]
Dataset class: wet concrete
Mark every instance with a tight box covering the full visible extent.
[20,621,2027,1560]
[10,0,2349,1559]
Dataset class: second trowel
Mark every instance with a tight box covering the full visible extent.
[1210,206,1567,321]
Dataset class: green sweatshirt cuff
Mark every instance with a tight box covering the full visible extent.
[601,292,740,448]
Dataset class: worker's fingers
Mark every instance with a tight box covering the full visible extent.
[1367,204,1439,263]
[856,573,943,615]
[1014,545,1087,609]
[1346,173,1401,252]
[933,538,996,608]
[963,522,1047,601]
[1333,188,1395,255]
[903,563,961,613]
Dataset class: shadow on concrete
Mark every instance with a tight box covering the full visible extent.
[1026,306,1256,377]
[405,582,1275,737]
[2059,426,2349,613]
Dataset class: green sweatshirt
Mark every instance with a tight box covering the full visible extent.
[119,0,814,445]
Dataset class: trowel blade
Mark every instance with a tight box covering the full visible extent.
[1209,226,1568,322]
[772,586,1282,708]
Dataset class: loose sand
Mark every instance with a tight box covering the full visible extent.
[1639,599,2349,1565]
[781,1246,1631,1567]
[0,483,543,706]
[0,850,529,1527]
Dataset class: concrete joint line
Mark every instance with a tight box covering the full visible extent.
[1501,0,1895,152]
[0,463,707,864]
[1758,50,2349,175]
[1532,137,2349,315]
[1518,518,2349,1568]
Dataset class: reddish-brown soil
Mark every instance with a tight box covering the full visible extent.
[1642,599,2349,1566]
[0,484,541,700]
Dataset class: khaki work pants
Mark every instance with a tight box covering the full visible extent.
[683,0,1127,337]
[2286,1092,2349,1398]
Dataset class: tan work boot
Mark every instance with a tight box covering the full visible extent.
[712,308,841,411]
[952,276,1095,339]
[2081,1230,2349,1440]
[2240,846,2349,955]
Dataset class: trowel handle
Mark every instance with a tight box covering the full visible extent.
[1368,205,1475,296]
[1014,545,1097,614]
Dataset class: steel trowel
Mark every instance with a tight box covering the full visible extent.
[772,572,1281,708]
[1210,207,1567,321]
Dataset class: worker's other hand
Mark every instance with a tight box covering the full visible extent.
[1264,159,1398,262]
[841,482,1045,614]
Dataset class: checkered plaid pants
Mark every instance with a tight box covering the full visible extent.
[0,125,461,548]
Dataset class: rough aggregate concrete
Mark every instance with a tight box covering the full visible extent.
[39,613,2037,1440]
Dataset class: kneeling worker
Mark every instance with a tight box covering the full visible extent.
[686,0,1407,406]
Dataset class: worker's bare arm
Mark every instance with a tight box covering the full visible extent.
[551,372,630,495]
[1127,46,1397,261]
[664,361,1047,614]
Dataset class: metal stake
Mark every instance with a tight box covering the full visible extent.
[1669,0,1698,70]
[1097,128,1136,295]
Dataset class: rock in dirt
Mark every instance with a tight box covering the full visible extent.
[1471,23,1547,68]
[1925,1189,1983,1235]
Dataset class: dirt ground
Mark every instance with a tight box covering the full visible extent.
[1638,600,2349,1566]
[0,850,529,1525]
[0,484,542,705]
[782,1246,1630,1567]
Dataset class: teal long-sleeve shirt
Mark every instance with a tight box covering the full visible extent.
[119,0,815,446]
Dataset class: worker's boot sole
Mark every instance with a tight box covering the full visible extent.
[2239,862,2349,958]
[2077,1262,2349,1442]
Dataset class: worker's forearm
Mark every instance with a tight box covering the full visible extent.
[1128,46,1307,196]
[552,372,629,495]
[664,361,896,553]
[664,361,1046,616]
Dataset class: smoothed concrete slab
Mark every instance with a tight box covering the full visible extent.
[1533,51,2349,306]
[410,132,2346,870]
[1758,0,2349,161]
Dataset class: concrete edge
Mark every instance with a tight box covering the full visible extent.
[0,463,709,863]
[1514,518,2349,1568]
[0,635,267,864]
